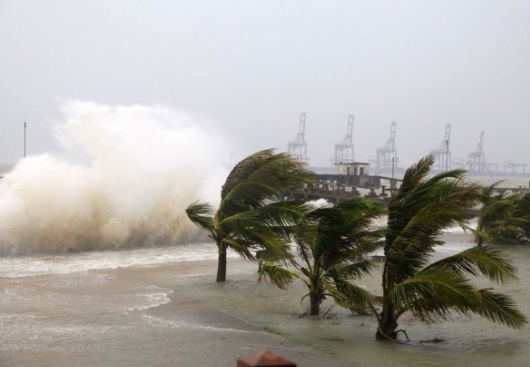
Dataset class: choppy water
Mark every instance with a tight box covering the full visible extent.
[177,235,530,367]
[0,232,529,367]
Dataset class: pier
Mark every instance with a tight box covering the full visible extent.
[292,174,402,205]
[291,174,530,219]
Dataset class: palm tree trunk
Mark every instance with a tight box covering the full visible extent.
[377,268,398,340]
[310,292,320,316]
[376,311,398,340]
[216,248,227,282]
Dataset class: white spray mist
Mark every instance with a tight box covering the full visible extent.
[0,100,228,255]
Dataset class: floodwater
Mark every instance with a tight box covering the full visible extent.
[175,233,530,367]
[0,231,529,367]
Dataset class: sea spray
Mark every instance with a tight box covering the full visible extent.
[0,100,228,255]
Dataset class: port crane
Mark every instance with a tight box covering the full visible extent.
[288,113,309,164]
[430,124,451,171]
[331,115,354,165]
[376,122,398,173]
[468,131,486,173]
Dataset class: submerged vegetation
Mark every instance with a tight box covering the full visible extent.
[259,198,386,316]
[185,150,528,341]
[374,155,527,340]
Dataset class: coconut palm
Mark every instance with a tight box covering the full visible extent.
[185,149,314,282]
[474,183,527,246]
[474,183,530,246]
[259,198,386,316]
[375,155,527,340]
[513,193,530,242]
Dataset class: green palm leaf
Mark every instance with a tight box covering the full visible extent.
[261,197,384,316]
[220,150,313,214]
[475,288,528,329]
[185,201,215,233]
[185,149,314,282]
[338,260,377,279]
[424,246,518,284]
[376,155,525,340]
[389,267,477,320]
[327,278,377,312]
[385,155,482,281]
[259,263,300,290]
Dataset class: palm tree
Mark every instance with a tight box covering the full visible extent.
[375,155,527,340]
[513,193,530,242]
[185,149,314,282]
[259,198,386,316]
[474,184,530,246]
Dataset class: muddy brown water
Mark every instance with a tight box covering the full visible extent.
[0,232,529,367]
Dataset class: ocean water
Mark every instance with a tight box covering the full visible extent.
[0,234,528,367]
[1,102,529,365]
[174,234,530,367]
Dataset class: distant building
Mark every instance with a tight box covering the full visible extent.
[333,162,370,176]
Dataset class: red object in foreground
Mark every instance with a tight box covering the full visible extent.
[237,350,297,367]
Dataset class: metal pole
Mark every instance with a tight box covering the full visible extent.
[391,157,395,189]
[24,118,27,158]
[445,140,449,171]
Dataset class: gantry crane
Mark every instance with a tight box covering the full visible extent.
[430,124,451,171]
[332,115,354,165]
[288,113,309,164]
[376,122,398,172]
[468,131,485,173]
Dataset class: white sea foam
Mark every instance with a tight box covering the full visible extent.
[0,101,229,255]
[0,243,239,278]
[127,288,173,312]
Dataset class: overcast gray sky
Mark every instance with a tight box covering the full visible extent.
[1,0,529,169]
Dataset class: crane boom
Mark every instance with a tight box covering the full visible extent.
[288,113,309,164]
[332,115,354,164]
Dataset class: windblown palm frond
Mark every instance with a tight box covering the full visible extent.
[376,155,526,340]
[424,246,518,284]
[311,199,385,266]
[389,267,478,320]
[185,149,315,282]
[514,193,530,241]
[387,270,527,329]
[185,201,215,233]
[338,259,378,279]
[474,183,530,245]
[220,150,314,214]
[258,263,300,290]
[385,155,482,282]
[221,237,255,260]
[475,288,527,329]
[260,197,386,316]
[323,277,376,311]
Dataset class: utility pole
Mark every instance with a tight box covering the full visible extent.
[24,116,27,158]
